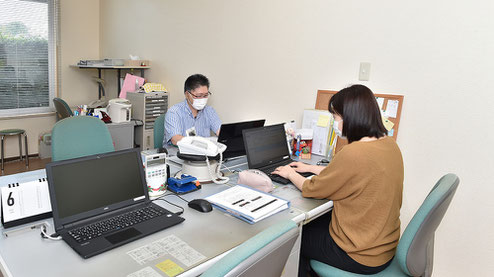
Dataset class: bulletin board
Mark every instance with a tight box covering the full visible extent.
[315,90,404,152]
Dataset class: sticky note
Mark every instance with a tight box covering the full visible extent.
[156,260,184,277]
[317,115,330,127]
[382,116,394,131]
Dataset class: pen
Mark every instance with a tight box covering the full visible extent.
[251,199,277,213]
[232,199,244,205]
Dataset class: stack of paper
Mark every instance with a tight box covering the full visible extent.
[205,185,290,224]
[303,109,333,156]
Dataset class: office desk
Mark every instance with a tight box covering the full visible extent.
[0,153,332,277]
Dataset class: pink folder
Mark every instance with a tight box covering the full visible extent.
[119,73,145,99]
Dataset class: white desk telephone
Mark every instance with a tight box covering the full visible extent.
[177,136,229,185]
[177,136,226,157]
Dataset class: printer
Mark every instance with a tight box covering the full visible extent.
[107,98,132,123]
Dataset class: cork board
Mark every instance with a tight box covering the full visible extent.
[315,90,404,152]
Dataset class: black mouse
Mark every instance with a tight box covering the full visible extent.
[188,199,213,213]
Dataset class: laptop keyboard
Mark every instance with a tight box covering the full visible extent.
[260,163,314,184]
[68,205,166,243]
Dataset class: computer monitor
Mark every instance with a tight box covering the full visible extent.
[218,119,266,159]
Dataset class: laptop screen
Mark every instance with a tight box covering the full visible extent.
[242,124,291,169]
[46,148,148,227]
[218,119,265,159]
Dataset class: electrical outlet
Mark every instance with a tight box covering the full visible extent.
[359,62,371,81]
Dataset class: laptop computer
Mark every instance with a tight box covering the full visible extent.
[217,119,265,160]
[242,124,313,184]
[45,148,185,259]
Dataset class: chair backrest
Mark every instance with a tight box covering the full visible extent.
[51,116,115,161]
[396,173,459,277]
[153,113,166,149]
[53,97,73,120]
[201,220,299,277]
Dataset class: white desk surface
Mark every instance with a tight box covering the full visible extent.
[0,152,332,277]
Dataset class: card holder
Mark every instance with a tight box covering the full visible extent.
[1,178,52,228]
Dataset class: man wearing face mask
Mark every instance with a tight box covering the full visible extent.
[163,74,221,146]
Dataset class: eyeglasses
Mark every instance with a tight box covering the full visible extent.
[188,91,212,99]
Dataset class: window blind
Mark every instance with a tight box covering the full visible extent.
[0,0,58,117]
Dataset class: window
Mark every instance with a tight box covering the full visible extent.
[0,0,58,117]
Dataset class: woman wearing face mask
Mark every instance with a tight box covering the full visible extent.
[272,84,404,276]
[164,74,222,146]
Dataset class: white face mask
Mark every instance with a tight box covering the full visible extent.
[191,97,208,110]
[333,120,345,138]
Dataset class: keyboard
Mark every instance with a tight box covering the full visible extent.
[262,168,314,185]
[68,206,166,243]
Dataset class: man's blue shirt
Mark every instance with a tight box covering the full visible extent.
[163,100,221,146]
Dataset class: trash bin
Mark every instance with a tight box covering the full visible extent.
[38,132,52,159]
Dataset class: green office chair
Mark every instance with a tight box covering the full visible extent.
[153,113,166,149]
[201,219,299,277]
[310,173,460,277]
[53,97,73,120]
[51,116,115,161]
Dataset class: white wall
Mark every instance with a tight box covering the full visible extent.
[98,0,494,275]
[0,0,100,158]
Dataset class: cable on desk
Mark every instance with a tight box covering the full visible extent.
[221,163,237,174]
[40,224,62,241]
[161,192,190,203]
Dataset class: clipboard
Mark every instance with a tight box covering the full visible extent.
[1,178,52,228]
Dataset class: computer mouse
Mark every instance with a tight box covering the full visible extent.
[188,199,213,213]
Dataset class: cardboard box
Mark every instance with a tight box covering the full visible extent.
[124,60,151,67]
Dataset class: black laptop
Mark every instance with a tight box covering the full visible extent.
[218,119,265,160]
[45,148,184,259]
[242,124,313,184]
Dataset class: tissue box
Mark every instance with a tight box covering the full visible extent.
[124,60,151,67]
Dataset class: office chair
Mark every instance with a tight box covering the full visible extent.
[51,116,115,161]
[201,219,299,277]
[53,97,73,120]
[153,113,166,149]
[310,173,460,277]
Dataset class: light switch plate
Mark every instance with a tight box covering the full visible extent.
[359,62,371,81]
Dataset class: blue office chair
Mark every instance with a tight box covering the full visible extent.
[201,219,299,277]
[310,173,459,277]
[53,97,73,120]
[153,113,166,149]
[51,116,115,161]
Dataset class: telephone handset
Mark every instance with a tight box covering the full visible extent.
[177,136,226,157]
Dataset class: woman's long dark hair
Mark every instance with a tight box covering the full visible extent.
[328,84,387,143]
